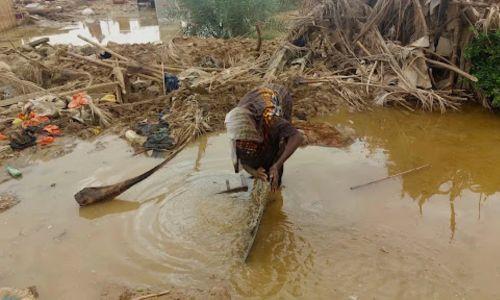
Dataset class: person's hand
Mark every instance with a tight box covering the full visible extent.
[254,167,268,181]
[269,164,280,192]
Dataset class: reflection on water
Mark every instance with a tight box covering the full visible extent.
[0,10,182,47]
[324,106,500,240]
[23,18,161,46]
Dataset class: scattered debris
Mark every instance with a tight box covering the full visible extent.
[125,129,147,146]
[0,193,20,212]
[5,165,22,178]
[81,8,95,16]
[43,124,62,136]
[267,0,499,111]
[0,286,38,299]
[9,130,36,150]
[37,135,55,146]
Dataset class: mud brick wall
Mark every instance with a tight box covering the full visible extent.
[0,0,16,32]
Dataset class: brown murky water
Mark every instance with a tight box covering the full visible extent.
[0,11,179,47]
[2,107,500,299]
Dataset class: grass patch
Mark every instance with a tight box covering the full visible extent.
[465,30,500,107]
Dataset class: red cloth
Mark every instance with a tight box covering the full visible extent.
[19,112,50,128]
[68,92,90,109]
[43,125,62,136]
[37,136,55,146]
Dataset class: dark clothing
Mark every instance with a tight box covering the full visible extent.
[235,84,297,182]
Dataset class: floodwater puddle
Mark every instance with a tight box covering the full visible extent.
[2,108,500,299]
[1,11,179,47]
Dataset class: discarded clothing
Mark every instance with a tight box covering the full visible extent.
[37,136,55,146]
[24,96,59,118]
[17,112,50,129]
[293,36,307,47]
[100,94,117,103]
[69,92,91,109]
[10,130,37,150]
[143,127,175,151]
[135,120,175,151]
[135,121,169,136]
[43,125,62,136]
[125,130,147,146]
[164,74,180,93]
[99,51,112,59]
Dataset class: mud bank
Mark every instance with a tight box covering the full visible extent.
[2,108,500,299]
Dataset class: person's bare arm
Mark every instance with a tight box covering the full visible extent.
[269,131,304,190]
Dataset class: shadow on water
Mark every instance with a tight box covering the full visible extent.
[324,106,500,240]
[79,199,141,220]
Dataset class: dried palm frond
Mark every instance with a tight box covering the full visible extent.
[87,100,112,127]
[0,71,46,95]
[261,0,495,112]
[168,97,211,144]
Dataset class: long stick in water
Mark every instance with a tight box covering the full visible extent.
[350,164,430,190]
[74,138,191,206]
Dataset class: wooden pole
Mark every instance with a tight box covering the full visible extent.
[57,82,119,97]
[77,34,131,62]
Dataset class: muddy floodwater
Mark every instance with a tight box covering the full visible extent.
[2,107,500,299]
[1,11,179,47]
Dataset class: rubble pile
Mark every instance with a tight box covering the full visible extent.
[0,35,284,161]
[268,0,500,111]
[1,0,499,162]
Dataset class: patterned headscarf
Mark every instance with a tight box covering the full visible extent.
[224,107,263,142]
[225,107,263,173]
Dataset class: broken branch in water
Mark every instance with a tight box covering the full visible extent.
[350,164,430,190]
[132,290,171,300]
[74,137,192,206]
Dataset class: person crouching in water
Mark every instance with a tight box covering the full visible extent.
[225,84,304,191]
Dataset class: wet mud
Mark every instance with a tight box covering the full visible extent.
[1,108,500,299]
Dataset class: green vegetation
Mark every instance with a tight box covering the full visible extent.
[179,0,298,38]
[465,30,500,107]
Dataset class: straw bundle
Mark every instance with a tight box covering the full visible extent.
[265,0,498,111]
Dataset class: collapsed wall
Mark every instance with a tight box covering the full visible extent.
[266,0,500,111]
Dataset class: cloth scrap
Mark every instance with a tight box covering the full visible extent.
[69,92,91,109]
[43,125,62,136]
